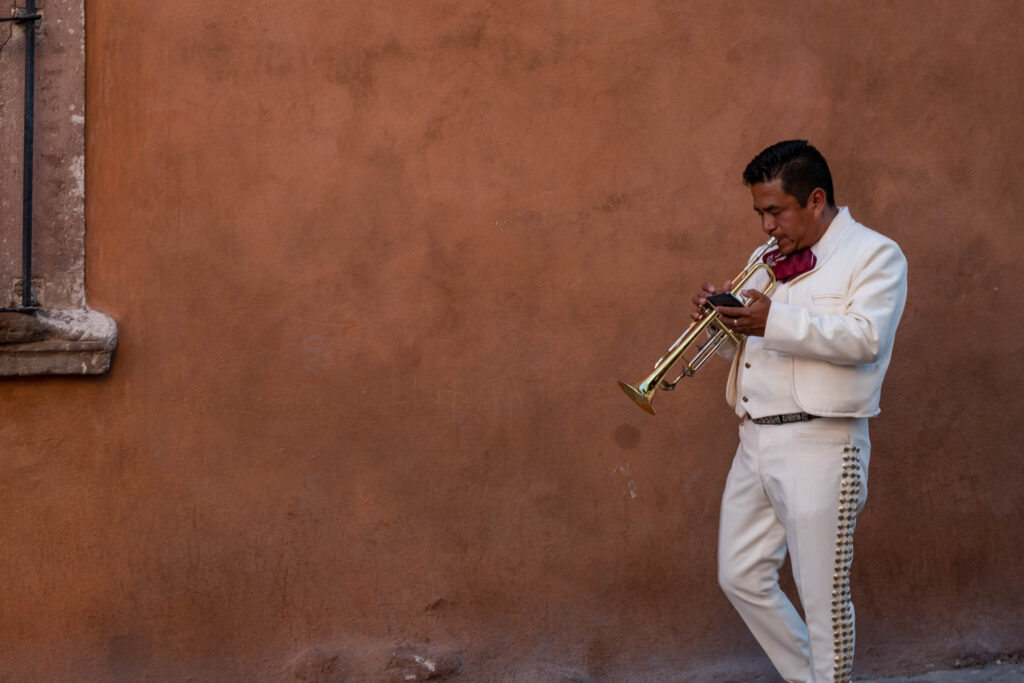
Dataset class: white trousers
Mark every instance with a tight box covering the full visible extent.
[718,417,870,683]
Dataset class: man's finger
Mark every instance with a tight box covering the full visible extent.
[715,305,746,319]
[694,283,717,305]
[742,288,772,304]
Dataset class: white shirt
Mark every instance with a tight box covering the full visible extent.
[734,279,803,419]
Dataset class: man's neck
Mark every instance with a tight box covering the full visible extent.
[810,205,840,247]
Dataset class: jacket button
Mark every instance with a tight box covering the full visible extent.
[744,362,751,368]
[742,396,749,403]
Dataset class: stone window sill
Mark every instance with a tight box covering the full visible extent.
[0,308,117,375]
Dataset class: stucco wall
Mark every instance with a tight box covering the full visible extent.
[0,1,1021,680]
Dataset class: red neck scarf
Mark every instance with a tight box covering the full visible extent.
[762,247,817,283]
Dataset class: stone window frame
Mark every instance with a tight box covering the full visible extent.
[0,0,115,375]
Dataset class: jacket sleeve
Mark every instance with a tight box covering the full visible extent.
[761,240,908,365]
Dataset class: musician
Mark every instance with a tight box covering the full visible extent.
[691,140,907,683]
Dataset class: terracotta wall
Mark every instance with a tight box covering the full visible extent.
[1,1,1021,680]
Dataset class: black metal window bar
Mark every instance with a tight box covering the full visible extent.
[2,2,42,311]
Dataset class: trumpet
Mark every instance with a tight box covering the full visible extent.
[618,237,778,415]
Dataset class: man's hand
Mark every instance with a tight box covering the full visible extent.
[691,280,733,321]
[715,288,772,337]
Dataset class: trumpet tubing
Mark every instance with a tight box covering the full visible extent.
[617,237,777,415]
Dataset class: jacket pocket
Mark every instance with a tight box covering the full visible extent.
[810,292,845,314]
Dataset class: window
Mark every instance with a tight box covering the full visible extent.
[0,1,116,375]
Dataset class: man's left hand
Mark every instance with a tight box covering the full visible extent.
[715,289,772,337]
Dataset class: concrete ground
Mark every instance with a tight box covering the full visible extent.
[866,660,1024,682]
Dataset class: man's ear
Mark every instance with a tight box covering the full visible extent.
[810,187,827,217]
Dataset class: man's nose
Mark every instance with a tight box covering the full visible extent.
[760,215,775,233]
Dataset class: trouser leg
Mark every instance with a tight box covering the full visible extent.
[719,418,870,683]
[781,420,869,683]
[718,421,810,682]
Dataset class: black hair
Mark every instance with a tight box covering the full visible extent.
[742,140,835,208]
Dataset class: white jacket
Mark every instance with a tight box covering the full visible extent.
[725,208,908,418]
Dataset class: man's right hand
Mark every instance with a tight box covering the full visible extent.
[691,280,733,321]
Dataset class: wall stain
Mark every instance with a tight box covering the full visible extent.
[438,17,490,51]
[600,193,630,213]
[613,423,641,449]
[329,39,411,104]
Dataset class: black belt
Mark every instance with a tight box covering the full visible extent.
[750,412,817,425]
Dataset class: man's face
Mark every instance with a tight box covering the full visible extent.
[749,178,822,255]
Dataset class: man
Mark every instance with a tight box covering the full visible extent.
[691,140,907,683]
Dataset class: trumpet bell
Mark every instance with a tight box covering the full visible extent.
[618,381,657,415]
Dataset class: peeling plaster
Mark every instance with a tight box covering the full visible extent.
[69,155,84,198]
